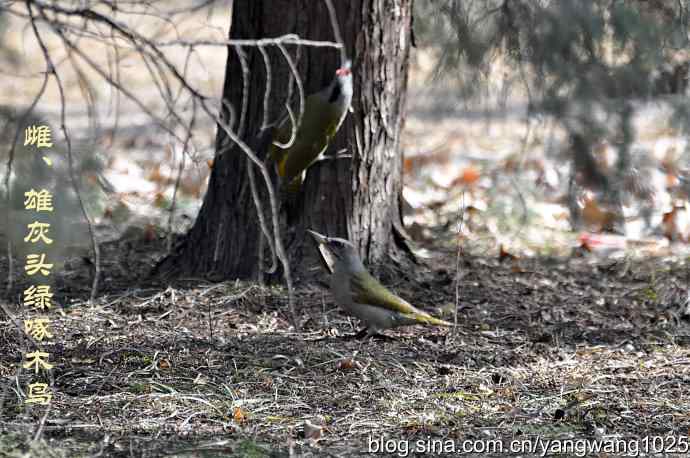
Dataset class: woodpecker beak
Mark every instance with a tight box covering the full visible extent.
[307,229,336,274]
[307,229,328,245]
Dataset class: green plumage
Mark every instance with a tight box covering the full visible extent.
[268,63,353,196]
[350,271,452,326]
[270,95,343,187]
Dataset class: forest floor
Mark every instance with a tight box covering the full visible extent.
[1,232,690,457]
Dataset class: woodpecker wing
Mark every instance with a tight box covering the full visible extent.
[350,270,452,326]
[269,73,350,189]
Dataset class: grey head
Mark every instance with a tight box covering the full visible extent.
[307,229,364,275]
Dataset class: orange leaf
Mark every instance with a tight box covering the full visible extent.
[147,165,165,184]
[336,357,357,371]
[499,244,517,262]
[662,207,681,241]
[403,157,415,174]
[451,166,481,187]
[581,197,618,231]
[510,263,525,273]
[233,407,247,423]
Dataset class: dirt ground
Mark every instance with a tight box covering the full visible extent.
[2,232,690,457]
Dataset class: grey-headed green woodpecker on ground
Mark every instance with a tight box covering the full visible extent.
[269,61,353,194]
[307,230,452,337]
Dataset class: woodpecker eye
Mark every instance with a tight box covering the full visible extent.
[328,240,345,252]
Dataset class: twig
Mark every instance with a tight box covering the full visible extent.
[324,0,348,63]
[213,121,297,329]
[167,103,195,253]
[208,282,213,342]
[234,46,277,274]
[454,192,467,336]
[258,45,272,132]
[155,35,343,49]
[283,45,302,125]
[272,43,305,150]
[32,403,51,442]
[506,117,532,240]
[48,18,190,145]
[233,45,250,140]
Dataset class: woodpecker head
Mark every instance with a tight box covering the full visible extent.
[307,229,363,275]
[329,61,353,103]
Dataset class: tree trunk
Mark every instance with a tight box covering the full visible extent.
[156,0,412,281]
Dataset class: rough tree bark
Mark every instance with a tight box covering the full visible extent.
[156,0,413,280]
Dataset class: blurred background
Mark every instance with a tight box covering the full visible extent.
[0,0,689,266]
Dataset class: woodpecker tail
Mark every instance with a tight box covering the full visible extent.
[408,312,453,327]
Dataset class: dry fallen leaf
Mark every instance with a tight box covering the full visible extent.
[233,407,247,423]
[581,196,619,232]
[510,262,525,273]
[147,165,166,184]
[451,166,481,187]
[499,244,518,262]
[662,205,689,242]
[154,192,166,208]
[336,357,358,371]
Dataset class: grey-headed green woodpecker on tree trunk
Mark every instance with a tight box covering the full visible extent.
[269,61,353,196]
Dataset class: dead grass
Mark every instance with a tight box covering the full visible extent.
[1,237,690,457]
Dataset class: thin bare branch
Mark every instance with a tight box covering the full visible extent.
[167,102,195,253]
[213,120,297,329]
[234,45,277,274]
[272,43,305,150]
[234,46,250,140]
[258,45,272,131]
[324,0,348,63]
[156,35,343,49]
